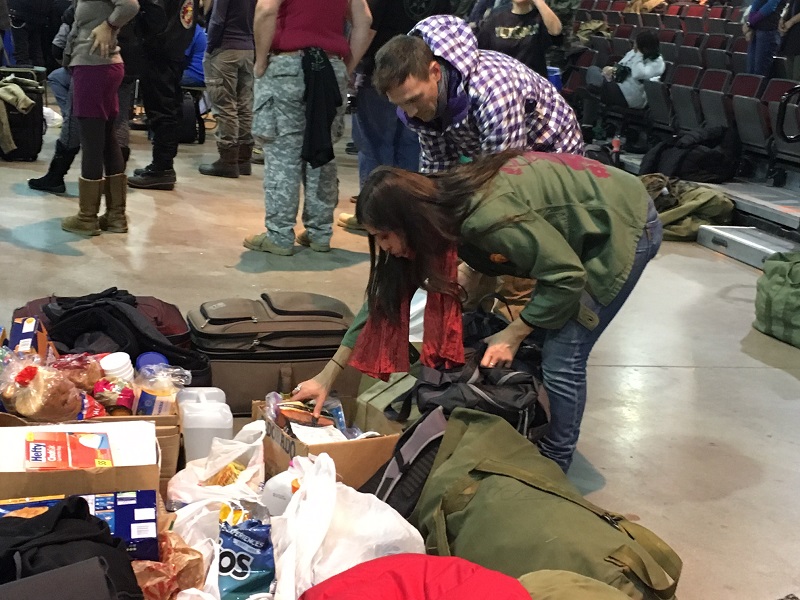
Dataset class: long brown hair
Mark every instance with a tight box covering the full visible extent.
[355,150,523,321]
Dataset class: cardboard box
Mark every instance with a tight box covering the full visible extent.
[8,317,59,363]
[156,425,181,480]
[89,409,182,479]
[0,421,159,500]
[254,401,399,489]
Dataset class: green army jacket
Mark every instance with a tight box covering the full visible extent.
[342,153,650,348]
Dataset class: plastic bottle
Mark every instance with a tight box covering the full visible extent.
[261,470,300,517]
[134,365,191,416]
[611,135,622,167]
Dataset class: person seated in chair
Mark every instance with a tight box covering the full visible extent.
[181,25,207,87]
[580,30,664,138]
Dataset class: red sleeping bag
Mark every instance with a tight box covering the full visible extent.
[299,554,531,600]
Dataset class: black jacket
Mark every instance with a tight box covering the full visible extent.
[139,0,196,63]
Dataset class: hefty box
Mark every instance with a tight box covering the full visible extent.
[0,490,159,561]
[0,421,159,502]
[9,317,59,363]
[254,400,399,489]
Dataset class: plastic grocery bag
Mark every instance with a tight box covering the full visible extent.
[168,421,266,508]
[271,453,425,600]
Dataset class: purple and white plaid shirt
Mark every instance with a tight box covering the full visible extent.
[406,15,584,173]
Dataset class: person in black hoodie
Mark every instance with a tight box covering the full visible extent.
[8,0,50,66]
[128,0,197,191]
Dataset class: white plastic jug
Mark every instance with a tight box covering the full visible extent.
[181,402,234,462]
[176,387,227,407]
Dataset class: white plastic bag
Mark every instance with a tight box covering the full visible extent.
[43,106,63,128]
[271,453,425,600]
[168,421,266,508]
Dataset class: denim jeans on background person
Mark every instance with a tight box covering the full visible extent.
[747,28,780,77]
[353,84,420,186]
[534,198,663,472]
[48,67,71,115]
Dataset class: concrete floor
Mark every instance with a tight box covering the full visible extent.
[2,125,800,599]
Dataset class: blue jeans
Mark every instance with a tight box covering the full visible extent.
[747,28,780,77]
[48,67,71,116]
[535,199,663,472]
[353,84,420,186]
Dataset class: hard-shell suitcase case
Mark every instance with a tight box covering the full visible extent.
[187,292,359,415]
[0,67,45,162]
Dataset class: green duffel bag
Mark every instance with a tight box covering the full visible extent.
[520,570,632,599]
[754,252,800,349]
[412,409,682,600]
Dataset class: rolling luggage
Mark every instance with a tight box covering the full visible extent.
[0,67,45,162]
[13,289,191,348]
[187,292,361,415]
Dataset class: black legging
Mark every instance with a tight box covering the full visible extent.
[78,117,124,180]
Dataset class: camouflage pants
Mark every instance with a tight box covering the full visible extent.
[547,0,582,69]
[204,49,255,149]
[252,54,347,247]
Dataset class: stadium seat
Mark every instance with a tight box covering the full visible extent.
[704,48,729,70]
[700,73,764,129]
[660,42,678,62]
[606,11,623,26]
[657,29,680,44]
[589,35,612,66]
[731,36,749,53]
[768,93,800,167]
[644,64,703,132]
[733,78,797,157]
[771,56,789,79]
[707,18,727,34]
[684,16,706,33]
[731,52,749,74]
[677,45,702,66]
[579,0,595,10]
[725,21,745,37]
[622,12,642,26]
[707,6,729,19]
[671,69,732,131]
[682,4,708,17]
[663,14,683,30]
[642,13,662,28]
[705,34,732,50]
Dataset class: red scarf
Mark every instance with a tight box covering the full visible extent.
[349,246,464,380]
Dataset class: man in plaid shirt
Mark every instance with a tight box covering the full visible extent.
[371,14,584,173]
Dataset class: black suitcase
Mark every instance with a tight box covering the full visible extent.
[187,292,361,415]
[0,68,45,162]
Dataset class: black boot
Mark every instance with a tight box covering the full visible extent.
[128,164,177,190]
[28,141,79,194]
[199,145,240,178]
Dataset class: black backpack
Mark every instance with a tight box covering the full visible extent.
[359,407,448,518]
[392,344,549,443]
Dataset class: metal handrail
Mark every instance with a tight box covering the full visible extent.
[777,84,800,143]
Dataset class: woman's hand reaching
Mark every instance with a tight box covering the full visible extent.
[290,377,331,417]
